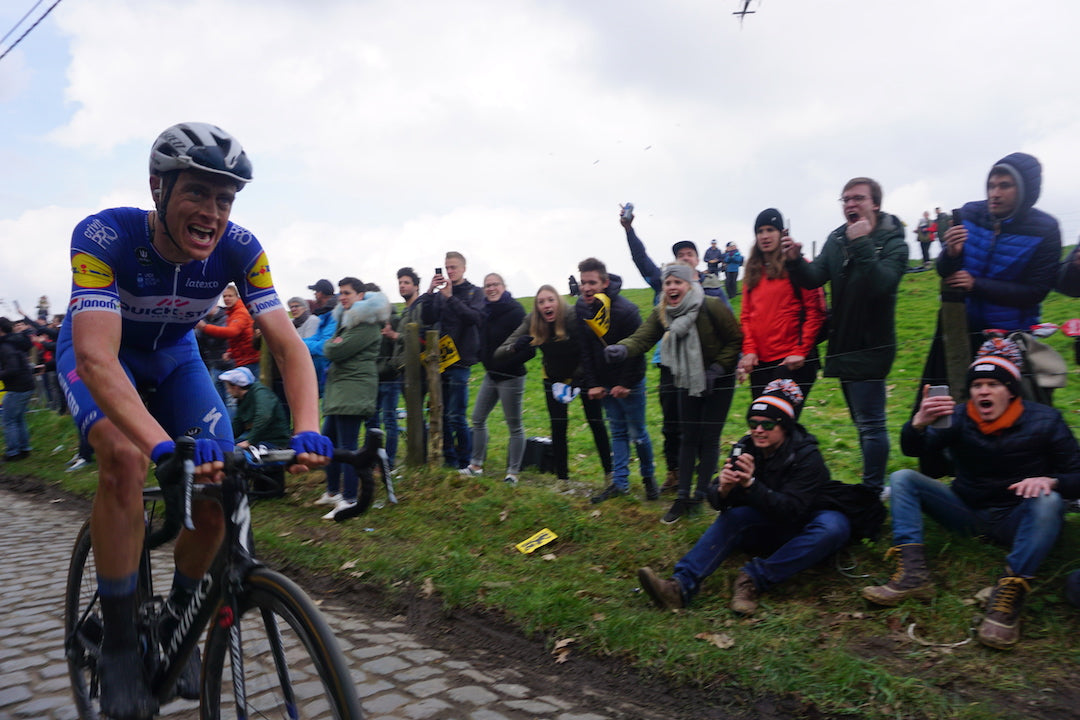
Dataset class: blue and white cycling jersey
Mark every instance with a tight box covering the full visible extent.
[64,207,281,351]
[57,206,282,442]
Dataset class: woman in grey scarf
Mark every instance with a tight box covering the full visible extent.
[605,263,742,524]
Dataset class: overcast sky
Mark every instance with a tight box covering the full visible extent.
[2,0,1079,318]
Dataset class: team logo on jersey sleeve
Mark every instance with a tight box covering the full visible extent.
[72,253,115,289]
[246,252,273,289]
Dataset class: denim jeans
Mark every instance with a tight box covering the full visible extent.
[366,379,401,466]
[602,379,655,490]
[543,378,611,479]
[840,378,889,491]
[470,373,526,474]
[888,468,1065,578]
[2,390,33,456]
[321,414,363,501]
[441,365,472,468]
[673,506,850,603]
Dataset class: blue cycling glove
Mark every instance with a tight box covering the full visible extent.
[151,439,226,466]
[291,431,334,458]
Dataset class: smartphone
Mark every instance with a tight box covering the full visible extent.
[434,267,442,277]
[928,385,951,428]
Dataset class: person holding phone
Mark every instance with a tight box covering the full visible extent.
[863,338,1080,650]
[782,177,908,494]
[418,251,485,468]
[637,380,883,614]
[737,208,825,411]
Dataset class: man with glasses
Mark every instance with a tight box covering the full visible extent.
[637,380,883,614]
[781,177,908,494]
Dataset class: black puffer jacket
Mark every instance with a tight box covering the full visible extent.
[901,400,1080,507]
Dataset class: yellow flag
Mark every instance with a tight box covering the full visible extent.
[420,334,461,373]
[582,293,611,341]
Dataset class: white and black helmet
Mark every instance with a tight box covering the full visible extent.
[149,122,253,188]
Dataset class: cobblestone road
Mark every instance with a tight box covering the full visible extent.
[0,486,631,720]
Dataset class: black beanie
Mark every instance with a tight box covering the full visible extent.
[754,208,784,232]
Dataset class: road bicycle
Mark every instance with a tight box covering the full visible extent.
[64,432,381,719]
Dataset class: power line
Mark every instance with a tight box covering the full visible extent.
[0,0,63,64]
[0,0,46,47]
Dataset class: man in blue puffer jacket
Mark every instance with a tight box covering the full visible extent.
[937,152,1061,335]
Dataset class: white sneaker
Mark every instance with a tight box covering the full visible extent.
[879,486,891,503]
[459,466,483,477]
[66,457,90,472]
[321,499,358,521]
[504,474,518,485]
[314,492,343,506]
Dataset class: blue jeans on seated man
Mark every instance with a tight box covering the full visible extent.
[441,365,472,469]
[602,378,655,491]
[888,468,1065,578]
[673,506,851,604]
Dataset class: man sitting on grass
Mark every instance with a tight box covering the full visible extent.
[863,338,1080,650]
[638,380,883,615]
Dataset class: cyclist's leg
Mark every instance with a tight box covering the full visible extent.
[146,341,234,579]
[59,343,158,718]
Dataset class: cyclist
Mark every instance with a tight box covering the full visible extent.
[56,122,332,719]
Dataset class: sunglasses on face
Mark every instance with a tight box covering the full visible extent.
[747,419,779,431]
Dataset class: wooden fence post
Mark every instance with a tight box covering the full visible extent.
[425,330,443,468]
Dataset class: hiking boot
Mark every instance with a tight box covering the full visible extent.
[977,575,1030,650]
[730,570,759,615]
[661,499,691,524]
[643,476,659,501]
[99,647,159,720]
[590,483,628,504]
[314,491,342,506]
[861,544,934,606]
[637,567,684,610]
[659,470,679,495]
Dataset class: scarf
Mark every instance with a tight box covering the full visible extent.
[660,282,707,396]
[966,396,1024,435]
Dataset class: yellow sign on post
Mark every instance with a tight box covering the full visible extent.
[516,528,558,554]
[420,334,461,373]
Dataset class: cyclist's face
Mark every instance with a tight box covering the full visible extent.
[157,170,237,262]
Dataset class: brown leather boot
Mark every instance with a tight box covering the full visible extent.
[977,575,1030,650]
[637,567,684,610]
[730,571,759,615]
[861,544,934,606]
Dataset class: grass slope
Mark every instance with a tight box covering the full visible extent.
[19,264,1080,719]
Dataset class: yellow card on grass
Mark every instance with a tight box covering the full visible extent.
[516,528,558,554]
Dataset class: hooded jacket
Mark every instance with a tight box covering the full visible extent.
[787,212,908,380]
[199,299,260,368]
[938,152,1061,332]
[573,273,645,389]
[322,292,391,417]
[479,291,530,379]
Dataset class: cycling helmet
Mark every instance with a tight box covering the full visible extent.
[149,122,253,188]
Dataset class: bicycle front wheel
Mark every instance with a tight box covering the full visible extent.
[65,520,102,720]
[201,567,363,719]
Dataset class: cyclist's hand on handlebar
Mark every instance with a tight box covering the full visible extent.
[152,439,226,482]
[289,431,334,472]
